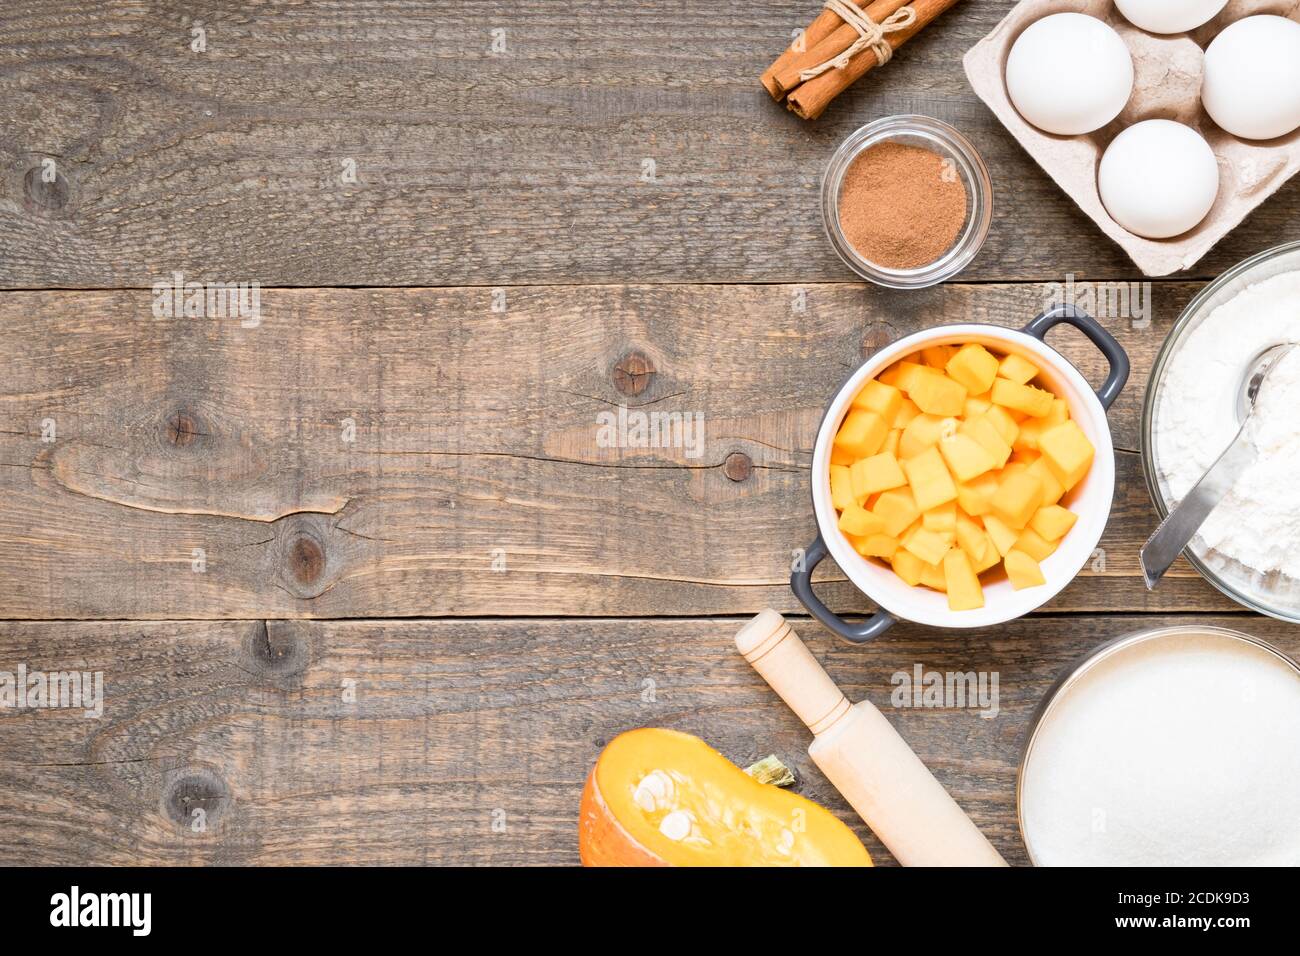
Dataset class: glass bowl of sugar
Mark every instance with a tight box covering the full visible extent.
[1018,625,1300,866]
[821,115,993,289]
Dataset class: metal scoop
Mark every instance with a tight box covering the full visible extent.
[1141,343,1296,589]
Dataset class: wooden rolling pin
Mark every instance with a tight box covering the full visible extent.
[735,610,1006,867]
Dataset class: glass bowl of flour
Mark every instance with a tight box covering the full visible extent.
[1144,240,1300,621]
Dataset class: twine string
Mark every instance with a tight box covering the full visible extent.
[799,1,917,82]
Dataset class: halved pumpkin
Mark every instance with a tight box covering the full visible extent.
[578,727,872,867]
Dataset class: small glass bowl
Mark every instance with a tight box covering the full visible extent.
[821,115,993,289]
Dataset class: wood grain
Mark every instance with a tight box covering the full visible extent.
[3,0,1293,872]
[0,281,1239,619]
[1,1,1297,288]
[2,615,1293,866]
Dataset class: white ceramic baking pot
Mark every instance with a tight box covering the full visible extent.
[794,306,1130,642]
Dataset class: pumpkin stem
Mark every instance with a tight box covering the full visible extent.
[744,755,796,788]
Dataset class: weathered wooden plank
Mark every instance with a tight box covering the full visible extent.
[0,281,1240,619]
[2,1,1297,288]
[1,615,1293,865]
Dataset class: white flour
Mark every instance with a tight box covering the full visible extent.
[1154,271,1300,577]
[1020,630,1300,866]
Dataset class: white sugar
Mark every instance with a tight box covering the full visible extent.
[1021,630,1300,866]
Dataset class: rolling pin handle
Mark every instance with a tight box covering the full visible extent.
[735,609,1009,867]
[734,609,851,736]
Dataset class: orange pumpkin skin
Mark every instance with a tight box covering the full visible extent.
[578,768,667,867]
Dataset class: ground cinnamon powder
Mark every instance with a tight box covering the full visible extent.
[837,142,968,270]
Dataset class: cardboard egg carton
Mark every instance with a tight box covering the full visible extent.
[964,0,1300,276]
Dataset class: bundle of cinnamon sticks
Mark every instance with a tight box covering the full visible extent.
[762,0,963,120]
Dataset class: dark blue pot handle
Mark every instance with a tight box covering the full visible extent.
[1021,305,1129,411]
[790,534,895,644]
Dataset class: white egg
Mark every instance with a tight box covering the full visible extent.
[1113,0,1227,34]
[1098,120,1220,239]
[1202,16,1300,141]
[1005,14,1134,136]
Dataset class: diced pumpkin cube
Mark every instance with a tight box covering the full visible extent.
[964,394,993,420]
[830,445,856,466]
[983,514,1019,557]
[919,560,948,592]
[1038,420,1095,491]
[1015,418,1046,452]
[830,464,854,511]
[943,550,985,611]
[956,472,1000,517]
[990,469,1043,529]
[838,501,885,537]
[998,353,1040,385]
[890,548,924,586]
[1030,505,1078,542]
[883,429,901,457]
[955,510,988,564]
[938,432,998,483]
[902,446,958,512]
[902,524,954,566]
[1014,400,1067,451]
[895,361,929,394]
[972,532,1003,573]
[997,461,1028,482]
[873,487,920,538]
[909,369,967,417]
[852,379,903,424]
[922,344,957,369]
[959,414,1012,468]
[983,404,1020,446]
[991,378,1054,418]
[956,485,987,517]
[922,502,957,533]
[850,452,907,499]
[946,344,1000,395]
[854,533,899,559]
[893,398,921,429]
[834,409,889,458]
[899,413,950,459]
[1026,457,1066,506]
[1005,549,1047,590]
[1013,527,1058,562]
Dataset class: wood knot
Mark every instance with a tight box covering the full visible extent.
[288,535,325,585]
[612,351,655,396]
[164,409,202,448]
[723,451,753,482]
[862,321,900,355]
[163,768,230,828]
[23,164,71,213]
[272,516,341,600]
[243,620,308,679]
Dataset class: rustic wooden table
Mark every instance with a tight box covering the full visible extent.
[3,0,1298,866]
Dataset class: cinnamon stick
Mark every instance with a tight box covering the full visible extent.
[771,0,912,98]
[787,0,962,121]
[760,0,874,99]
